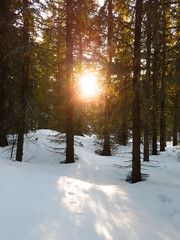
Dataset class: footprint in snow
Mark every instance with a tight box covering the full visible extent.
[67,192,75,195]
[157,194,171,204]
[83,190,89,195]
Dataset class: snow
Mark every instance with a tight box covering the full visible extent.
[0,129,180,240]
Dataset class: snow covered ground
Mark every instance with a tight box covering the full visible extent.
[0,129,180,240]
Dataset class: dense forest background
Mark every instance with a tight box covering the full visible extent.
[0,0,179,183]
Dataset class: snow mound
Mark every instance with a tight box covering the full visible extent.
[0,130,180,240]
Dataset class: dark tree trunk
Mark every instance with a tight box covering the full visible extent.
[152,0,159,155]
[143,128,149,162]
[132,0,143,183]
[121,120,128,146]
[57,17,62,87]
[55,13,63,127]
[102,133,111,156]
[173,95,178,146]
[160,79,166,151]
[160,8,166,152]
[16,0,29,162]
[0,0,8,147]
[0,71,8,147]
[143,0,152,162]
[152,100,158,155]
[173,115,178,146]
[118,120,128,146]
[0,131,8,147]
[65,0,74,163]
[102,96,111,156]
[102,0,113,156]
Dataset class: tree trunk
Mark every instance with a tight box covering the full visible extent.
[102,0,113,156]
[173,115,178,146]
[160,78,166,151]
[152,0,159,155]
[102,96,111,155]
[16,0,29,162]
[132,0,142,183]
[55,12,63,127]
[118,120,128,146]
[173,95,178,146]
[0,71,8,147]
[160,7,167,151]
[65,0,74,163]
[0,0,8,147]
[143,128,149,162]
[143,0,152,162]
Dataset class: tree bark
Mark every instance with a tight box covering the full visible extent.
[118,120,128,146]
[160,6,167,151]
[102,96,111,156]
[0,0,8,147]
[102,0,113,156]
[65,0,74,163]
[16,0,29,162]
[132,0,142,183]
[152,0,159,155]
[173,95,178,146]
[143,0,152,162]
[0,69,8,147]
[160,75,166,151]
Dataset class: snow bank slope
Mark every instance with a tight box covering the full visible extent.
[0,130,180,240]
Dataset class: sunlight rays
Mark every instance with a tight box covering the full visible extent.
[56,176,134,240]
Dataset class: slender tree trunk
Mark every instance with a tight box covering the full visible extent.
[102,0,112,156]
[16,0,29,162]
[57,17,62,87]
[0,70,8,147]
[173,116,178,146]
[173,95,178,146]
[122,120,128,146]
[160,74,166,151]
[102,96,111,155]
[65,0,74,163]
[132,0,143,183]
[160,8,166,151]
[78,0,83,71]
[118,120,128,146]
[152,88,158,155]
[143,0,152,162]
[152,0,159,155]
[56,13,63,127]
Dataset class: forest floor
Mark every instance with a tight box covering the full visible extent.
[0,129,180,240]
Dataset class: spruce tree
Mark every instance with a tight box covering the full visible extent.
[143,0,152,162]
[132,0,143,183]
[16,0,30,162]
[102,0,113,156]
[65,0,74,163]
[0,0,16,147]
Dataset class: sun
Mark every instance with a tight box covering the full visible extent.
[80,73,98,97]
